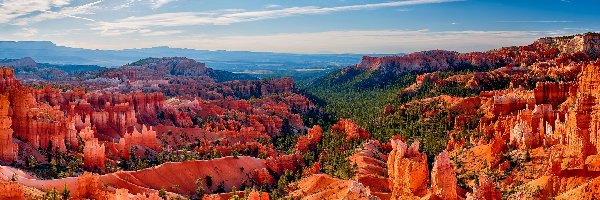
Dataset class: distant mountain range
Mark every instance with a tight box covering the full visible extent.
[0,41,398,73]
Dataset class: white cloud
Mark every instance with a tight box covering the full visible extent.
[92,0,462,35]
[265,4,281,9]
[0,0,103,25]
[151,0,176,8]
[140,30,182,36]
[0,0,72,23]
[14,28,40,38]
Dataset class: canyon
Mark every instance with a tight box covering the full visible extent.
[1,32,600,200]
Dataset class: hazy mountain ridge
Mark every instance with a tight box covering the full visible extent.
[0,41,397,72]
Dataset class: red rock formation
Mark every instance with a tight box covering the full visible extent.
[65,117,79,148]
[295,125,323,152]
[10,87,35,142]
[331,118,370,140]
[290,174,378,200]
[79,126,96,142]
[491,91,534,116]
[0,95,17,163]
[534,82,575,106]
[0,67,20,92]
[467,175,501,200]
[0,180,25,200]
[387,139,429,198]
[265,153,303,176]
[114,189,163,200]
[84,138,106,172]
[76,172,106,199]
[100,157,266,195]
[431,151,458,200]
[247,191,270,200]
[116,125,161,159]
[253,168,275,186]
[349,140,390,199]
[536,32,600,57]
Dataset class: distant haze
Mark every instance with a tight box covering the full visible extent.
[0,0,598,54]
[0,41,391,69]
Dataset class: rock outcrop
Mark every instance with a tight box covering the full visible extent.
[0,67,20,92]
[0,180,25,200]
[84,138,106,172]
[387,139,428,199]
[290,174,379,200]
[431,151,458,200]
[295,125,323,152]
[0,95,17,163]
[332,119,370,140]
[466,175,501,200]
[536,32,600,57]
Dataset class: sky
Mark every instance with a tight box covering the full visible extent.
[0,0,599,54]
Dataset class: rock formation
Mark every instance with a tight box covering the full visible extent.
[84,138,106,172]
[116,125,160,159]
[431,151,458,200]
[332,119,370,140]
[290,174,379,200]
[387,139,428,198]
[0,67,20,92]
[247,191,270,200]
[295,125,323,152]
[0,95,17,163]
[466,175,501,200]
[0,180,25,200]
[536,32,600,57]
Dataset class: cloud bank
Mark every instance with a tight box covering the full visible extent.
[92,0,461,35]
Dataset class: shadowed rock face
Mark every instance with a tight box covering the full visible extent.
[0,94,17,163]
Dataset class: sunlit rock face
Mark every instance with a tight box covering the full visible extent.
[84,138,106,172]
[387,139,429,199]
[536,33,600,57]
[295,125,323,152]
[332,118,371,140]
[0,180,25,200]
[431,151,458,200]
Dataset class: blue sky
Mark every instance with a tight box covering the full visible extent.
[0,0,598,53]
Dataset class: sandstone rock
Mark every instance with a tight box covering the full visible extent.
[344,180,380,200]
[295,125,323,152]
[247,191,270,200]
[536,32,600,57]
[0,95,17,163]
[466,175,501,200]
[76,172,106,199]
[290,174,379,200]
[0,67,20,92]
[0,180,25,200]
[534,82,574,106]
[253,167,275,186]
[332,118,370,140]
[84,138,106,172]
[387,139,428,198]
[116,125,161,159]
[431,151,458,200]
